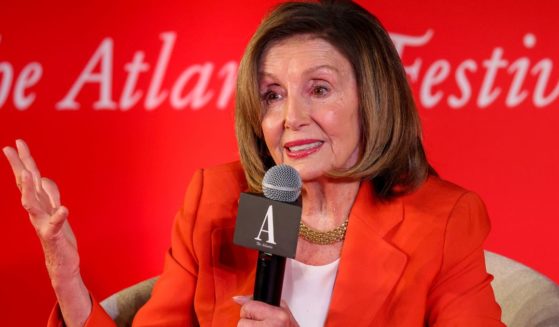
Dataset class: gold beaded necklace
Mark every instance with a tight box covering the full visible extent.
[299,218,349,245]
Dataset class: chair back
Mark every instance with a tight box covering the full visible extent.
[101,277,158,327]
[485,251,559,326]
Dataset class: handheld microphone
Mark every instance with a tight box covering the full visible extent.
[233,164,302,306]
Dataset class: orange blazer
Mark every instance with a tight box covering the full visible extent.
[49,161,504,326]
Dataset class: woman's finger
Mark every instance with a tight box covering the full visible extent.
[47,206,69,238]
[232,295,251,305]
[42,177,61,209]
[2,146,26,190]
[237,318,260,326]
[15,139,43,192]
[240,300,289,322]
[20,170,43,217]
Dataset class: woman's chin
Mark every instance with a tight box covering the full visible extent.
[291,165,328,183]
[274,157,331,182]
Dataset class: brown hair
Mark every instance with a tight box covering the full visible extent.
[235,0,431,200]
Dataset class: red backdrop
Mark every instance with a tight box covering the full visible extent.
[1,0,558,325]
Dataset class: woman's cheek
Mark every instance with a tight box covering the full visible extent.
[261,118,282,163]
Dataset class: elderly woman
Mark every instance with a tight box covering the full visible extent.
[3,1,504,326]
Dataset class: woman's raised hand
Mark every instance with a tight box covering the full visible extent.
[3,139,91,327]
[3,139,78,278]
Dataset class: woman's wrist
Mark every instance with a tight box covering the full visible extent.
[51,273,92,327]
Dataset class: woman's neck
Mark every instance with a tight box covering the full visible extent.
[300,178,360,231]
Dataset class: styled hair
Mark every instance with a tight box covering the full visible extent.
[235,0,431,200]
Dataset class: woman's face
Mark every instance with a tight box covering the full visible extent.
[259,35,361,181]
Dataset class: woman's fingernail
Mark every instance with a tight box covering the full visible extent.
[232,295,251,305]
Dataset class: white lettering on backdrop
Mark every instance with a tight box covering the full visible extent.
[55,32,237,111]
[0,35,43,110]
[391,30,559,109]
[0,31,558,110]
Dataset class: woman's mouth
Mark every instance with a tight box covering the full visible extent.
[284,140,323,159]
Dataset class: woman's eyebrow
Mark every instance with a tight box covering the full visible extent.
[303,64,340,76]
[258,71,277,80]
[257,64,340,85]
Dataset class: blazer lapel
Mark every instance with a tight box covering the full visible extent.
[326,181,408,325]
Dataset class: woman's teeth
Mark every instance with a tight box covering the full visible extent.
[288,142,322,152]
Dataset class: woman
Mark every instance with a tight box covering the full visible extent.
[3,1,504,326]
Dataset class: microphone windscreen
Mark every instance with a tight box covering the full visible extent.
[262,164,302,202]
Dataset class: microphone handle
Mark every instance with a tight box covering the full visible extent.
[253,251,286,306]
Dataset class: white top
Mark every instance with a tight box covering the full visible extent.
[281,258,340,327]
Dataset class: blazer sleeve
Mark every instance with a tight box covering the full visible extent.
[132,169,204,326]
[426,192,505,326]
[47,295,115,327]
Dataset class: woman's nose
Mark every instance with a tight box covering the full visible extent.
[283,95,310,130]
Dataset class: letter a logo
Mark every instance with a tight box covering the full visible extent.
[254,205,277,245]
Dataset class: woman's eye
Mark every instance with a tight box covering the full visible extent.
[261,91,282,104]
[312,85,329,97]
